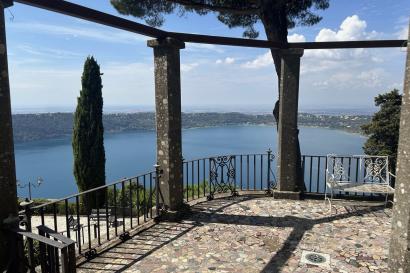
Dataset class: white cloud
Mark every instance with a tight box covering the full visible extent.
[216,57,235,65]
[288,33,306,43]
[225,57,235,64]
[234,14,404,109]
[315,15,376,42]
[241,34,305,69]
[357,68,386,87]
[305,15,379,61]
[241,52,272,69]
[181,62,199,72]
[10,22,146,44]
[396,24,409,39]
[297,15,387,78]
[8,13,406,110]
[186,43,224,53]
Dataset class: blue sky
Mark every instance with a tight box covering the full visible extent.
[6,0,410,113]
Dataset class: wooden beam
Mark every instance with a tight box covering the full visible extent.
[289,40,407,49]
[172,32,407,49]
[169,32,283,48]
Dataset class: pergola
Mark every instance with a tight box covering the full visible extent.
[0,1,409,272]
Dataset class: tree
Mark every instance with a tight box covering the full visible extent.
[72,56,106,211]
[110,0,330,191]
[361,89,402,171]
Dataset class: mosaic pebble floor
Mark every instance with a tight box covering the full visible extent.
[77,196,391,273]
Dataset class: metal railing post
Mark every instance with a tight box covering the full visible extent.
[20,199,36,273]
[266,149,273,196]
[154,163,162,217]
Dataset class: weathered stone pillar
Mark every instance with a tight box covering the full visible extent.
[389,23,410,273]
[0,1,19,271]
[148,37,185,211]
[276,48,304,198]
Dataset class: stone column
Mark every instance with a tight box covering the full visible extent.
[0,2,19,271]
[276,48,304,198]
[389,23,410,273]
[148,37,185,211]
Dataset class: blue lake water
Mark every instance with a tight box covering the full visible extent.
[14,126,366,199]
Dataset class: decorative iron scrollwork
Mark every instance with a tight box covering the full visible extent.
[208,155,238,199]
[363,157,388,183]
[266,150,276,196]
[327,156,349,182]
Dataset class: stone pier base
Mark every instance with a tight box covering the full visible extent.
[273,191,302,200]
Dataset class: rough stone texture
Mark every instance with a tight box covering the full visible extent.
[277,49,304,192]
[148,37,185,211]
[0,7,19,272]
[77,197,392,273]
[388,22,410,273]
[273,190,301,200]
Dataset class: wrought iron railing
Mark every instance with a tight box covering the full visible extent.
[18,151,394,270]
[19,169,161,267]
[182,149,277,202]
[302,155,396,194]
[7,213,76,273]
[302,155,328,194]
[183,152,396,200]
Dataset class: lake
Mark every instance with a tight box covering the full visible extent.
[14,126,366,199]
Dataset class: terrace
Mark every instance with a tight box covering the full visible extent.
[76,197,391,273]
[0,1,409,273]
[10,154,399,273]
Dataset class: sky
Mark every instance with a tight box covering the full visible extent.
[6,0,410,113]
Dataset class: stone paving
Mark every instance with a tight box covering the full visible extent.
[77,196,392,273]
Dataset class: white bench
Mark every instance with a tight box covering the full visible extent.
[325,154,395,212]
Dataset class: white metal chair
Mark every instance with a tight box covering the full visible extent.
[325,154,395,212]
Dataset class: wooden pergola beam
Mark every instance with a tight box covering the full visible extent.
[15,0,407,50]
[168,32,284,48]
[289,40,406,49]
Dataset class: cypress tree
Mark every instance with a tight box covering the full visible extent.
[72,56,106,211]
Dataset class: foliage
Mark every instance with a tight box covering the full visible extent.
[24,239,40,269]
[184,180,209,199]
[72,56,106,212]
[106,182,155,216]
[110,0,329,40]
[361,89,402,169]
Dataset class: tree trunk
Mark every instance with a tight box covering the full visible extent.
[260,0,306,192]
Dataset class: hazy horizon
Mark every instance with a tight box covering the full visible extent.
[10,104,377,115]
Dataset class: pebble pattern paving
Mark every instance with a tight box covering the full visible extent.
[77,196,391,273]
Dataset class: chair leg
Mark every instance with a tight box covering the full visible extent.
[384,193,391,208]
[324,187,333,214]
[329,189,334,215]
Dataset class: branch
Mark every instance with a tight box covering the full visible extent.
[165,0,260,15]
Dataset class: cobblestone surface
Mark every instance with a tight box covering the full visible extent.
[77,196,392,273]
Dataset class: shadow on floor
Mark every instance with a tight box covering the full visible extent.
[77,195,388,273]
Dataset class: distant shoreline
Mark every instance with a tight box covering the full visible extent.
[12,112,370,144]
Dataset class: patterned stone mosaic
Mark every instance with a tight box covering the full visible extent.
[77,196,392,273]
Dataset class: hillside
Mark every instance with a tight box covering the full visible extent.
[12,112,370,143]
